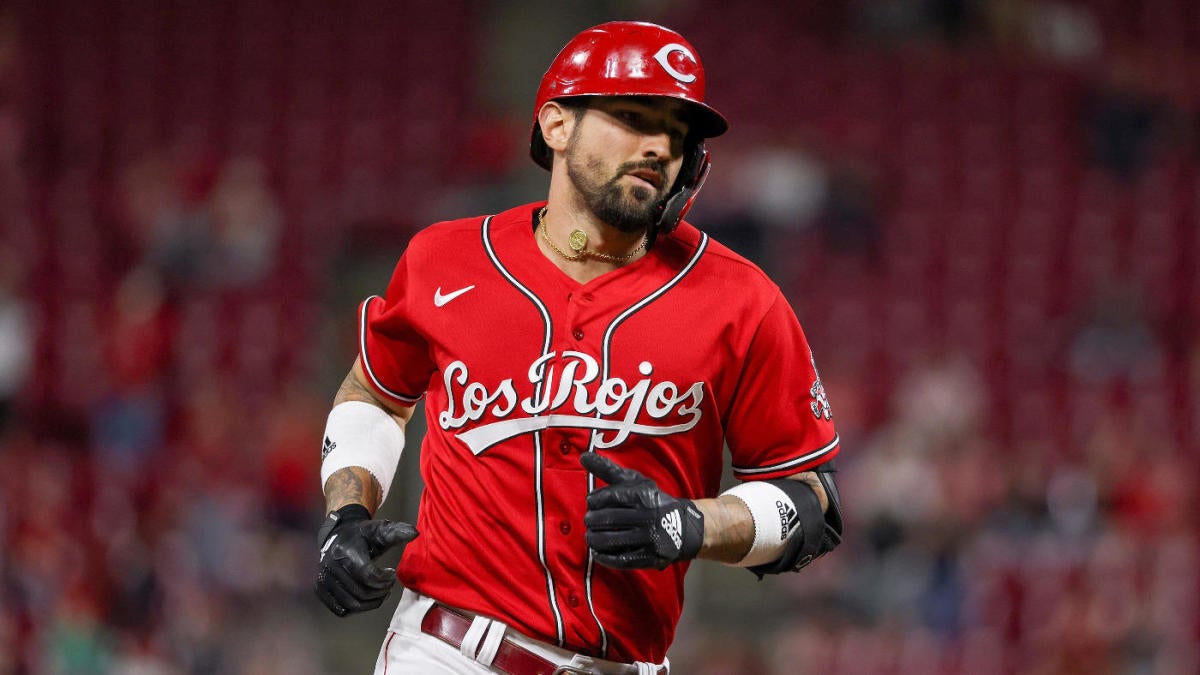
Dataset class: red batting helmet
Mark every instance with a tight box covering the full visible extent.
[529,21,729,170]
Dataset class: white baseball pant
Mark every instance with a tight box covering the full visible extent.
[373,588,669,675]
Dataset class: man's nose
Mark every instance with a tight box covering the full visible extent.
[640,129,672,159]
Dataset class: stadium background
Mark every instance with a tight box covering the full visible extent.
[0,0,1197,673]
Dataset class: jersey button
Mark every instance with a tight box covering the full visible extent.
[572,328,584,340]
[567,593,580,607]
[559,521,571,535]
[558,440,571,455]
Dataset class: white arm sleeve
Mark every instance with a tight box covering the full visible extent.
[319,401,406,505]
[719,480,796,567]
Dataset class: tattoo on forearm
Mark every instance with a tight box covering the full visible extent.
[794,472,829,513]
[327,466,363,501]
[325,466,383,513]
[697,496,755,563]
[333,370,378,406]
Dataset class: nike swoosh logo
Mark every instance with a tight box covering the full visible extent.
[434,285,476,307]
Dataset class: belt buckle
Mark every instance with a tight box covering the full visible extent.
[551,667,593,675]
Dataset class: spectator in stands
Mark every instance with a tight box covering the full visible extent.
[1067,277,1163,384]
[208,156,282,288]
[814,159,881,263]
[119,149,283,292]
[853,0,986,46]
[90,266,172,481]
[0,244,31,432]
[725,139,831,271]
[925,0,986,45]
[119,151,214,291]
[1022,1,1103,63]
[1082,58,1173,181]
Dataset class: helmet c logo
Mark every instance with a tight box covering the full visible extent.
[652,44,698,84]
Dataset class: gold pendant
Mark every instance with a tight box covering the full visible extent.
[568,230,588,253]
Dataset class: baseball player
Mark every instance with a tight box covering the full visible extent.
[314,21,844,675]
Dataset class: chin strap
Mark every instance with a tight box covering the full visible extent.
[646,144,711,250]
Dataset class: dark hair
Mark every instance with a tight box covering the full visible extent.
[557,98,589,116]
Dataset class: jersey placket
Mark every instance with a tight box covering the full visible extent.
[540,287,608,651]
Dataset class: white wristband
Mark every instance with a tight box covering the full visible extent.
[320,401,406,505]
[721,481,797,567]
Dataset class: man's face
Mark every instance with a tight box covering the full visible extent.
[564,97,691,233]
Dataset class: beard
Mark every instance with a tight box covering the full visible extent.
[566,146,668,234]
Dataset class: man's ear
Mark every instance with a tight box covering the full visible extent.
[538,101,576,154]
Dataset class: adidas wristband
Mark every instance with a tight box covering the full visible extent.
[320,401,405,505]
[720,480,798,567]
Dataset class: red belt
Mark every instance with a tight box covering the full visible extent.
[421,603,562,675]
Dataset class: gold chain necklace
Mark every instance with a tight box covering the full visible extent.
[537,207,646,264]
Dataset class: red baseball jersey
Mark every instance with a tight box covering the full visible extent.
[357,202,839,663]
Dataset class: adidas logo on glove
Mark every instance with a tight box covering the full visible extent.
[661,509,683,549]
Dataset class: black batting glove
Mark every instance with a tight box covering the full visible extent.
[314,504,418,617]
[581,453,704,570]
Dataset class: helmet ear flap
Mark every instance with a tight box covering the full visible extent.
[647,144,711,249]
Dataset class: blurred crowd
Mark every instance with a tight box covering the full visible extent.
[674,351,1196,674]
[0,6,329,670]
[1,1,1198,674]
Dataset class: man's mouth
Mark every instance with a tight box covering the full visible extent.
[626,169,663,190]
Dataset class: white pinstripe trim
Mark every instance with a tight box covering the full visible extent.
[601,233,709,349]
[481,215,566,647]
[731,433,840,476]
[358,295,423,404]
[585,232,710,658]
